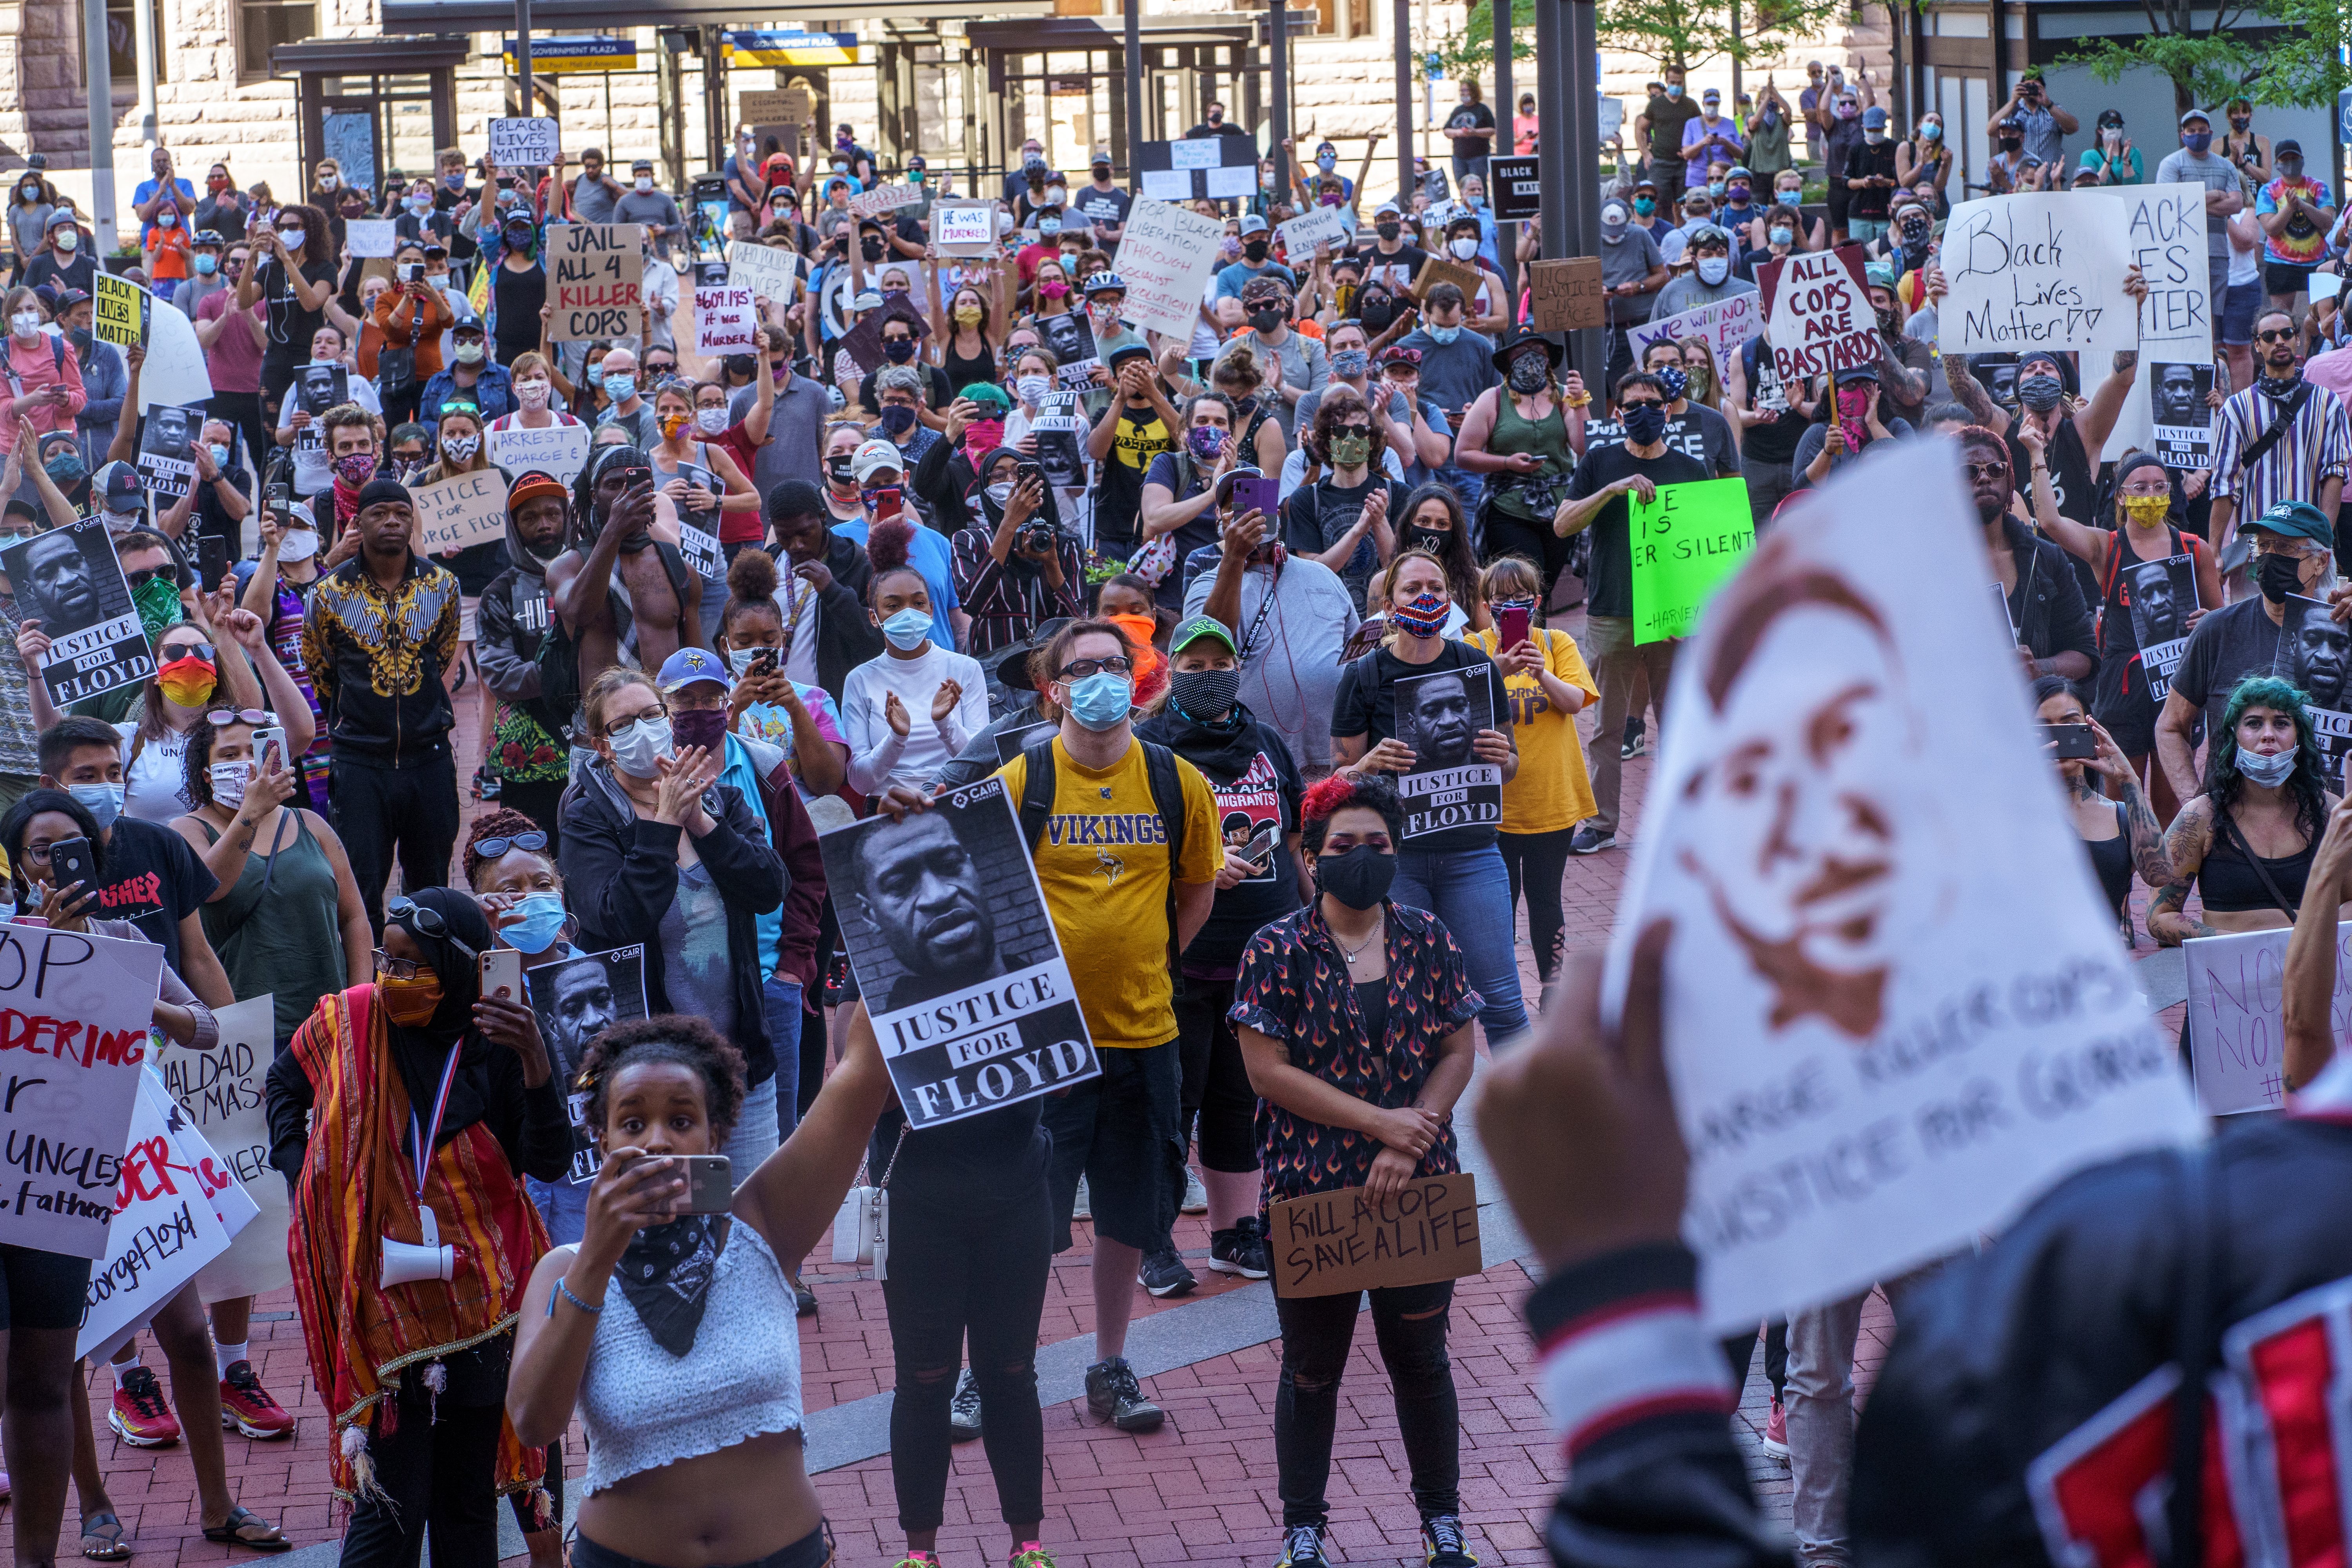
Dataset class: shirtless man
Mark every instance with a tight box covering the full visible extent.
[547,443,706,686]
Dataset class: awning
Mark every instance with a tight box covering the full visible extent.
[271,33,475,71]
[383,0,1049,27]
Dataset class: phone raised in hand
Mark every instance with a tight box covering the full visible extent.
[2042,723,2098,760]
[249,725,286,774]
[1498,603,1532,652]
[679,1154,734,1212]
[47,836,96,900]
[478,946,523,1003]
[198,534,230,592]
[871,486,903,522]
[1229,474,1280,523]
[1239,822,1280,871]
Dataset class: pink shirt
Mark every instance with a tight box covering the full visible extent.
[197,288,265,397]
[2306,346,2352,408]
[0,331,87,451]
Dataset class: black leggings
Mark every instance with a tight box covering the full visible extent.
[1499,827,1578,984]
[879,1181,1053,1533]
[339,1393,504,1568]
[1720,1321,1789,1402]
[1173,975,1259,1175]
[1275,1279,1460,1530]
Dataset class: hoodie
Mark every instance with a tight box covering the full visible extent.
[477,499,568,775]
[769,530,886,704]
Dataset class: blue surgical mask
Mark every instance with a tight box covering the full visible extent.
[602,373,636,402]
[727,647,768,677]
[881,606,931,650]
[606,716,673,778]
[1426,323,1461,345]
[499,892,569,955]
[69,782,123,830]
[2236,743,2298,787]
[208,443,230,468]
[1776,189,1803,207]
[1063,671,1134,731]
[193,254,217,275]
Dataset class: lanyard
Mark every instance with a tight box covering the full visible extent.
[406,1044,464,1206]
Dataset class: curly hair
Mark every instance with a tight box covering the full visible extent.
[2204,674,2330,843]
[577,1014,747,1146]
[1310,384,1372,461]
[1300,771,1405,853]
[866,516,924,604]
[463,806,556,887]
[0,789,104,903]
[179,712,283,815]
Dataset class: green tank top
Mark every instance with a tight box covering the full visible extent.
[1487,388,1579,524]
[198,810,350,1049]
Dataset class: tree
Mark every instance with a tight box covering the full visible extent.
[1426,0,1535,80]
[2064,0,2352,118]
[1596,0,1846,73]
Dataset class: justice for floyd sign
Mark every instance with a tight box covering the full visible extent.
[818,779,1100,1128]
[1602,438,2202,1333]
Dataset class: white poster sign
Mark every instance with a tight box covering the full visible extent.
[2179,924,2352,1117]
[1602,439,2203,1333]
[79,1069,247,1357]
[1937,192,2134,355]
[849,184,924,219]
[933,203,997,256]
[487,422,593,488]
[1276,206,1350,261]
[693,285,758,354]
[1624,290,1764,371]
[724,240,801,305]
[1115,197,1225,341]
[489,116,561,168]
[2103,188,2214,462]
[344,220,397,260]
[167,996,291,1303]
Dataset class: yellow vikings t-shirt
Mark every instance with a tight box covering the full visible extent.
[996,736,1223,1050]
[1465,626,1601,833]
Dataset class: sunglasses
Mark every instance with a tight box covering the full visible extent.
[125,567,176,592]
[205,707,269,726]
[1966,461,2011,481]
[2257,327,2299,343]
[387,895,478,962]
[1058,655,1134,680]
[475,831,548,860]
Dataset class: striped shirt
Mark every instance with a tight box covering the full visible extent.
[2210,380,2351,525]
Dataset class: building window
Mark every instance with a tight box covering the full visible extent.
[238,0,317,83]
[87,0,167,86]
[1308,0,1370,38]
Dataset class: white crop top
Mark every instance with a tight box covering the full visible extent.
[575,1220,804,1494]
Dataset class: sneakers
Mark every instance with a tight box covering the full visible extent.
[789,1273,817,1318]
[1569,825,1618,855]
[1620,719,1648,759]
[1071,1175,1092,1222]
[1181,1165,1208,1214]
[1760,1395,1789,1461]
[1208,1216,1272,1280]
[1008,1545,1058,1568]
[1084,1356,1164,1432]
[1423,1515,1479,1568]
[1275,1525,1329,1566]
[949,1368,984,1444]
[892,1555,940,1568]
[218,1360,294,1439]
[109,1366,181,1446]
[1139,1246,1197,1298]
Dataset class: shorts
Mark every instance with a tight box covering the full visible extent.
[2264,261,2315,299]
[459,594,479,644]
[1847,217,1889,244]
[0,1241,95,1331]
[1042,1036,1183,1254]
[2221,279,2263,347]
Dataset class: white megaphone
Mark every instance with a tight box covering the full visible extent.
[381,1207,455,1288]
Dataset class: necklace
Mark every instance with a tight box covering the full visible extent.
[1335,917,1383,967]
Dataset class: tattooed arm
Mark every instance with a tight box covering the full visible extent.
[2086,716,2174,892]
[2146,796,2218,947]
[2285,793,2352,1089]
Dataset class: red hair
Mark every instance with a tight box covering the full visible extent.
[1302,773,1365,823]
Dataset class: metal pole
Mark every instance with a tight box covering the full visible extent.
[515,0,533,115]
[1535,0,1565,269]
[84,0,118,254]
[1394,0,1414,201]
[1567,0,1602,382]
[1124,0,1142,173]
[1270,0,1289,198]
[1729,0,1740,114]
[133,0,157,152]
[1492,0,1513,306]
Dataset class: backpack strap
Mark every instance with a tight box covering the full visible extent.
[1137,738,1188,984]
[1018,733,1060,852]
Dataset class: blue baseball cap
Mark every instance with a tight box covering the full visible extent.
[656,646,733,693]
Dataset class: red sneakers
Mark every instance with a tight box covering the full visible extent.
[1760,1395,1790,1462]
[108,1366,181,1447]
[218,1360,294,1439]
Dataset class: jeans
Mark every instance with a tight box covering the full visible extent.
[524,1174,589,1247]
[1499,827,1577,984]
[1275,1279,1460,1529]
[1391,844,1530,1043]
[1787,1290,1869,1565]
[762,977,804,1141]
[724,1075,779,1183]
[1582,615,1678,837]
[1740,454,1796,530]
[1450,154,1489,189]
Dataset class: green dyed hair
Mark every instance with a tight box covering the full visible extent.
[2205,673,2329,842]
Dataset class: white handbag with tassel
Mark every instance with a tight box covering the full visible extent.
[831,1125,908,1281]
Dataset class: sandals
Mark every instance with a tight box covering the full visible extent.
[80,1512,131,1561]
[200,1508,290,1552]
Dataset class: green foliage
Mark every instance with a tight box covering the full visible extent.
[1596,0,1846,73]
[2062,1,2351,113]
[1425,0,1536,76]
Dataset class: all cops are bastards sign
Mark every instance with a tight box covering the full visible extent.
[1938,192,2132,354]
[1756,245,1878,383]
[5,519,154,706]
[1394,666,1501,840]
[0,924,168,1259]
[818,779,1099,1128]
[1601,439,2201,1334]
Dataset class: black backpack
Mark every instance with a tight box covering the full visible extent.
[1015,734,1190,985]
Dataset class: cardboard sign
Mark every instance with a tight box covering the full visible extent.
[5,518,156,706]
[0,924,167,1259]
[93,272,150,348]
[549,223,644,340]
[410,469,512,555]
[1275,206,1350,262]
[933,202,998,256]
[488,421,592,488]
[849,184,924,219]
[1601,439,2201,1332]
[1756,245,1877,383]
[1116,197,1225,341]
[1527,257,1606,332]
[489,116,561,168]
[1630,477,1756,644]
[1488,155,1541,222]
[2182,922,2352,1115]
[1938,192,2133,354]
[739,87,811,128]
[79,1069,247,1357]
[1412,254,1485,305]
[1625,291,1764,373]
[725,239,802,304]
[344,220,397,260]
[1395,666,1501,839]
[1269,1174,1483,1298]
[694,285,758,354]
[93,276,211,414]
[167,996,290,1304]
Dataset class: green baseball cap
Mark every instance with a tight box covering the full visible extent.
[1169,615,1237,656]
[2252,499,2335,548]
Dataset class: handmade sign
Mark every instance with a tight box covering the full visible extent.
[1411,255,1485,305]
[1938,192,2132,354]
[817,778,1100,1128]
[724,240,801,304]
[1133,136,1258,203]
[850,184,925,220]
[932,202,997,256]
[5,519,156,706]
[2183,922,2352,1115]
[91,272,149,348]
[1275,206,1350,262]
[739,87,809,127]
[1625,291,1764,372]
[79,1069,249,1357]
[1115,198,1225,340]
[1630,477,1757,644]
[167,996,290,1303]
[344,220,397,260]
[549,223,644,340]
[694,285,758,354]
[2103,188,2213,462]
[488,116,561,167]
[1756,245,1877,383]
[410,469,512,554]
[1269,1174,1483,1298]
[1527,258,1606,332]
[1395,667,1501,840]
[2125,554,2196,701]
[1602,438,2201,1332]
[487,422,592,488]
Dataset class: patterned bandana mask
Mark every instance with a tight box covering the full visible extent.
[1390,590,1450,639]
[133,573,184,643]
[619,1213,721,1355]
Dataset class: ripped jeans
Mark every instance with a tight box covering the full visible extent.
[1274,1278,1461,1529]
[878,1177,1054,1532]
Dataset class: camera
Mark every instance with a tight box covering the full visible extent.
[1021,521,1056,554]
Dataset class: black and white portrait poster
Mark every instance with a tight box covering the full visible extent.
[3,519,152,706]
[1214,750,1287,883]
[2274,592,2352,777]
[2125,554,2196,701]
[818,777,1099,1128]
[2147,359,2214,468]
[136,401,206,502]
[526,944,649,1183]
[1395,666,1501,840]
[1038,312,1100,388]
[1031,391,1086,491]
[292,362,349,459]
[660,461,722,581]
[994,720,1056,765]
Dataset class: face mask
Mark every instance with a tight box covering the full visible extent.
[132,575,182,641]
[278,526,319,562]
[2018,374,2065,411]
[377,969,443,1026]
[1063,670,1134,731]
[881,606,931,650]
[1038,278,1069,299]
[1427,323,1461,346]
[54,231,77,252]
[1666,83,1685,99]
[984,481,1016,512]
[439,432,480,463]
[8,310,38,339]
[1376,221,1401,242]
[2258,550,2307,604]
[861,237,887,263]
[1768,227,1795,248]
[333,452,377,486]
[827,454,857,487]
[1696,257,1731,286]
[516,379,550,410]
[69,782,123,830]
[1836,103,1858,120]
[1330,348,1370,379]
[208,443,230,469]
[1390,589,1449,639]
[1707,181,1727,198]
[878,405,918,438]
[681,405,727,438]
[1727,185,1752,205]
[882,338,916,365]
[963,417,1005,455]
[500,892,568,955]
[1168,666,1240,719]
[44,453,84,486]
[950,301,986,328]
[158,212,180,229]
[1247,307,1284,334]
[193,253,218,275]
[1318,154,1338,172]
[1360,296,1395,331]
[1314,843,1396,911]
[1647,366,1686,404]
[603,373,637,403]
[1634,197,1657,216]
[1622,402,1668,444]
[1243,240,1270,263]
[1404,526,1450,555]
[670,706,729,753]
[632,175,654,192]
[1923,123,1944,142]
[608,715,673,777]
[209,761,249,809]
[408,196,434,214]
[2182,132,2212,154]
[1320,191,1346,207]
[1327,431,1372,467]
[1188,425,1225,460]
[1017,374,1052,405]
[1900,218,1930,246]
[1508,355,1550,394]
[1447,236,1479,261]
[1874,305,1901,336]
[278,229,304,249]
[2279,158,2306,180]
[156,651,219,708]
[2120,494,2171,528]
[2230,115,2253,131]
[2236,742,2298,787]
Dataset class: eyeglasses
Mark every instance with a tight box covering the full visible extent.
[20,841,53,865]
[1965,461,2011,481]
[387,895,477,962]
[603,702,668,739]
[474,831,548,860]
[370,948,430,980]
[2256,327,2299,343]
[1058,655,1134,679]
[205,708,269,726]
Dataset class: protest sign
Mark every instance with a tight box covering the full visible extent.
[2102,188,2214,462]
[1031,415,1086,490]
[1395,667,1501,840]
[528,947,648,1182]
[1275,206,1350,262]
[344,220,397,260]
[1412,255,1485,305]
[92,272,149,348]
[410,470,512,555]
[1602,438,2201,1332]
[724,240,801,304]
[136,402,207,502]
[1488,155,1541,222]
[2274,593,2352,778]
[1116,198,1225,341]
[1626,291,1764,371]
[1527,258,1606,332]
[850,184,924,219]
[1269,1174,1483,1298]
[933,202,997,256]
[549,224,644,340]
[5,519,156,706]
[1630,477,1756,644]
[818,777,1100,1129]
[693,285,758,354]
[2148,359,2217,468]
[1756,245,1877,383]
[165,996,291,1303]
[0,924,167,1259]
[79,1070,245,1357]
[1937,192,2132,354]
[1133,137,1259,203]
[2178,924,2352,1116]
[488,421,591,487]
[94,275,211,414]
[2123,554,2196,701]
[488,116,561,167]
[660,460,723,579]
[738,87,806,127]
[1038,312,1100,388]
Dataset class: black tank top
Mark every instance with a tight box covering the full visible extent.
[2082,801,2132,918]
[2200,811,2315,915]
[1740,338,1809,465]
[942,339,997,394]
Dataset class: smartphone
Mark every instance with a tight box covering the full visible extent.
[397,261,423,284]
[1239,822,1279,871]
[615,466,653,490]
[2043,723,2098,760]
[871,486,903,522]
[747,646,779,676]
[1014,460,1043,486]
[1498,603,1532,652]
[249,724,286,772]
[1230,474,1279,521]
[478,946,523,1003]
[679,1154,734,1212]
[48,836,95,899]
[198,534,229,592]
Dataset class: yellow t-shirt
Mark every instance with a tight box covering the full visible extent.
[996,737,1223,1050]
[1466,626,1600,834]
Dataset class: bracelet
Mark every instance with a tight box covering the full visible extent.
[1562,392,1592,408]
[548,1277,603,1316]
